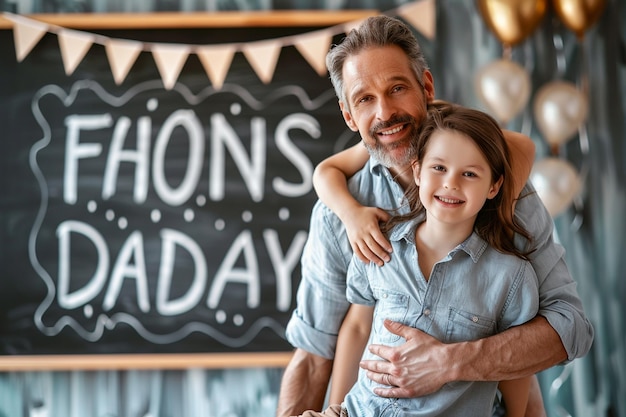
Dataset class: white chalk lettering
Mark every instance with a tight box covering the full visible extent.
[103,230,150,313]
[209,113,266,202]
[153,109,205,206]
[31,82,336,346]
[263,229,308,311]
[273,113,319,197]
[207,229,260,308]
[55,221,305,315]
[102,115,151,203]
[64,114,112,204]
[156,228,207,316]
[57,220,109,309]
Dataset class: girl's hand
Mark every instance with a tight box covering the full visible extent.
[343,206,392,266]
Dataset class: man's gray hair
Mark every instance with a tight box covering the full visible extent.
[326,15,430,106]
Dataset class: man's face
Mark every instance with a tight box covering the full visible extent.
[339,45,435,170]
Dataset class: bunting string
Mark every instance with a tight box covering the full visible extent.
[2,0,435,90]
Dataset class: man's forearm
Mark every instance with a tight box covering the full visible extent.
[447,316,567,382]
[276,349,333,417]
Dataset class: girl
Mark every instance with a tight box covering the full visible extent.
[302,102,538,417]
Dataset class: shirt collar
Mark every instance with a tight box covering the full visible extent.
[388,216,488,263]
[367,156,387,175]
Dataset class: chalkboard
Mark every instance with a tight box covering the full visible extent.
[0,13,369,368]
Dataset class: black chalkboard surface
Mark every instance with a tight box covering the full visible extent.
[0,13,366,368]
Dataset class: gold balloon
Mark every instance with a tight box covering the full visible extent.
[552,0,607,39]
[475,59,531,125]
[477,0,548,46]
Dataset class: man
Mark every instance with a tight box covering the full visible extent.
[277,15,593,417]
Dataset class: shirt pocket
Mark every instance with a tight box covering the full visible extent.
[445,307,496,343]
[371,288,410,345]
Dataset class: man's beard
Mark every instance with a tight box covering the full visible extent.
[364,116,419,168]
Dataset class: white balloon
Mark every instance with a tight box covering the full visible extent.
[533,80,588,146]
[475,59,531,125]
[530,157,581,217]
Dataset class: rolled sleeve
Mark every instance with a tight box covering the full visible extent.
[515,184,594,361]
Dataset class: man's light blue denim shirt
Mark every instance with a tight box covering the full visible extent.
[342,216,539,416]
[286,158,406,359]
[285,157,593,361]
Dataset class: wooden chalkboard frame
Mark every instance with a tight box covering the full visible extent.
[0,10,376,371]
[0,351,294,371]
[0,10,377,29]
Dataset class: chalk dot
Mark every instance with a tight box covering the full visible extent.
[230,102,241,115]
[184,209,195,222]
[105,209,115,221]
[278,207,290,221]
[151,209,161,223]
[216,310,227,323]
[83,305,93,319]
[233,314,244,326]
[118,217,128,229]
[87,201,97,213]
[242,211,253,223]
[196,195,206,207]
[147,98,158,111]
[215,219,225,231]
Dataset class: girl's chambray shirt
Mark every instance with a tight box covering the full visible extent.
[342,215,540,417]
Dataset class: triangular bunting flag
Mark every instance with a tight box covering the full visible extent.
[151,43,191,90]
[5,13,49,62]
[398,0,437,40]
[105,38,143,85]
[294,30,333,76]
[241,40,282,84]
[196,44,236,90]
[58,29,95,75]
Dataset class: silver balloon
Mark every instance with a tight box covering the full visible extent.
[533,80,588,147]
[530,157,582,216]
[475,59,531,125]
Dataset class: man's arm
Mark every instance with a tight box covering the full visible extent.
[360,316,565,398]
[276,349,333,417]
[278,200,355,415]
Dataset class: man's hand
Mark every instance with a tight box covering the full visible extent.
[359,319,453,398]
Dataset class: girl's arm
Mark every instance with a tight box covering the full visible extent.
[502,130,536,197]
[498,376,532,417]
[328,304,374,404]
[313,143,392,266]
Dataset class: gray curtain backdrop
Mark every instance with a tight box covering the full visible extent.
[0,1,623,416]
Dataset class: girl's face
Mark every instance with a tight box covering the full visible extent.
[413,128,503,228]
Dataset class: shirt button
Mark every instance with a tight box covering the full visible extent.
[423,309,431,316]
[472,316,479,323]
